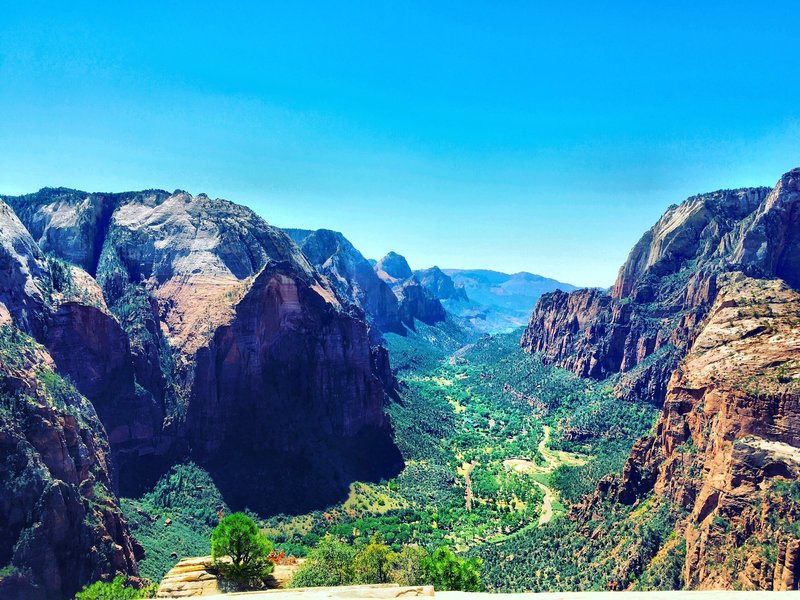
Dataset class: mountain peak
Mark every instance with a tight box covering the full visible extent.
[376,251,413,281]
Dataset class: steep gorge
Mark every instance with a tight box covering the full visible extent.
[522,168,800,590]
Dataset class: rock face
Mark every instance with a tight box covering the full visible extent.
[524,168,800,590]
[284,229,405,336]
[520,180,788,404]
[3,189,403,515]
[0,200,141,599]
[609,273,800,589]
[415,266,468,302]
[375,253,446,329]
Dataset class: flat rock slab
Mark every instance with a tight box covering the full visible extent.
[202,584,434,599]
[201,591,800,600]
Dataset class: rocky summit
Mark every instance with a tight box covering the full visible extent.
[374,251,447,329]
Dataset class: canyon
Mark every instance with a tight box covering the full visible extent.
[1,168,798,597]
[525,169,800,589]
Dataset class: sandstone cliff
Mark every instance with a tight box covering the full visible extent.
[527,168,800,590]
[602,273,800,589]
[0,201,141,599]
[4,189,403,514]
[520,172,800,405]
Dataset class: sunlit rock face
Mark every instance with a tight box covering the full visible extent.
[520,174,800,405]
[3,189,403,514]
[527,168,800,590]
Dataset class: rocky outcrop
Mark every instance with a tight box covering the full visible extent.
[4,189,403,514]
[606,273,800,589]
[0,337,143,600]
[375,252,414,281]
[156,555,303,597]
[520,173,800,405]
[375,253,446,329]
[156,556,220,597]
[415,266,468,302]
[731,168,800,289]
[284,229,405,336]
[0,200,141,598]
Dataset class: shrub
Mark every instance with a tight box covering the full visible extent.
[211,513,274,588]
[290,535,357,587]
[423,546,482,591]
[354,535,392,584]
[390,545,428,586]
[75,576,157,600]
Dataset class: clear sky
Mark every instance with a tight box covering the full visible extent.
[1,2,798,287]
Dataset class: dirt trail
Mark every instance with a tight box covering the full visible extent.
[463,461,476,511]
[503,426,587,525]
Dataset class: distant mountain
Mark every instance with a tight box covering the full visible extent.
[375,252,447,329]
[415,266,468,302]
[284,228,405,336]
[430,269,576,333]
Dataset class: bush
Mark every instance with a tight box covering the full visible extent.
[290,535,357,587]
[75,576,157,600]
[390,546,428,586]
[423,546,482,591]
[354,535,392,584]
[211,513,274,588]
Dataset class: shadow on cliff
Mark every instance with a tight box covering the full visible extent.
[200,426,404,516]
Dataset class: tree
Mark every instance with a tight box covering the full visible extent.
[211,512,274,588]
[390,546,428,586]
[290,534,356,587]
[423,546,482,591]
[354,535,391,584]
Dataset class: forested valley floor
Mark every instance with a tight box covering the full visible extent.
[122,327,677,591]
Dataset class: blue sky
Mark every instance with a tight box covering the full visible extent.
[1,2,798,287]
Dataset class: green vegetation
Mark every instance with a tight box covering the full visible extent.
[476,497,683,591]
[423,546,482,591]
[124,327,658,592]
[258,329,657,589]
[211,513,274,588]
[74,576,157,600]
[291,535,481,591]
[121,462,228,581]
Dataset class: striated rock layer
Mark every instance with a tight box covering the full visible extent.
[0,200,141,599]
[522,170,800,405]
[598,273,800,589]
[3,188,403,513]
